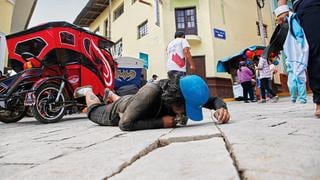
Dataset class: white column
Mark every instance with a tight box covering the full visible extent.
[0,32,7,73]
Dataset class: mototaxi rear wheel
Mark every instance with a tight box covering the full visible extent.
[0,109,26,123]
[32,83,66,123]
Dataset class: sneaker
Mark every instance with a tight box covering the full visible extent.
[291,99,297,103]
[244,100,250,103]
[103,88,113,104]
[250,99,257,102]
[271,96,279,103]
[258,99,267,103]
[74,85,92,98]
[300,101,307,104]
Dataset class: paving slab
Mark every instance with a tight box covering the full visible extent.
[111,138,239,180]
[1,96,319,179]
[160,118,221,144]
[217,97,320,179]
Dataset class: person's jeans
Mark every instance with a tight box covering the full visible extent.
[167,70,186,80]
[260,78,276,99]
[241,81,254,101]
[297,6,320,104]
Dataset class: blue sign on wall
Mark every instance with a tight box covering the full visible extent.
[213,28,226,40]
[139,52,149,69]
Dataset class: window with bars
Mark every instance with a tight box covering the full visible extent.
[256,22,268,38]
[114,3,124,21]
[175,7,198,35]
[138,21,148,39]
[114,39,123,58]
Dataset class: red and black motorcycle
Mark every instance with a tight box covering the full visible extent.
[0,22,117,123]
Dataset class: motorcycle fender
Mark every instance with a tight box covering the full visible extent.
[31,77,73,98]
[31,77,55,91]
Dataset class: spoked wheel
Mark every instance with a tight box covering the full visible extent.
[0,109,26,123]
[32,83,66,123]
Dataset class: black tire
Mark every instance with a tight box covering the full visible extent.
[25,107,33,117]
[0,110,26,123]
[32,83,66,123]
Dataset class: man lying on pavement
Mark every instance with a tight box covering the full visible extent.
[74,75,230,131]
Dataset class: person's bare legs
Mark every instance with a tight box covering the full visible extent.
[103,88,120,103]
[74,85,101,107]
[316,104,320,118]
[85,90,101,107]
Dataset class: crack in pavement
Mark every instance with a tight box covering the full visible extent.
[0,162,39,166]
[106,131,221,180]
[215,124,243,180]
[41,128,67,134]
[269,121,287,127]
[42,136,77,142]
[27,133,127,169]
[288,129,299,135]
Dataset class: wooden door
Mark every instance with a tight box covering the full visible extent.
[186,56,206,79]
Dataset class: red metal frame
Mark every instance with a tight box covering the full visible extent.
[6,22,117,97]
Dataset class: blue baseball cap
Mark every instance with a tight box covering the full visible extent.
[179,75,210,121]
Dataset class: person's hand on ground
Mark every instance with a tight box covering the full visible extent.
[213,108,230,124]
[277,12,289,25]
[162,115,176,128]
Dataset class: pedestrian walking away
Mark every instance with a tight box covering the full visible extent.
[276,0,320,117]
[74,75,230,131]
[256,57,279,103]
[166,31,196,79]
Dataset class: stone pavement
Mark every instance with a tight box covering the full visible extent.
[1,97,319,180]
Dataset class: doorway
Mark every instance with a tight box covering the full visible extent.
[186,56,206,79]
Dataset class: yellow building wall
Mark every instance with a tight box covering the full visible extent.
[88,0,275,80]
[0,0,14,34]
[89,0,168,79]
[210,0,273,78]
[162,0,216,78]
[0,0,14,68]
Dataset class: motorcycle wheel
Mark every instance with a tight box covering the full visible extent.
[32,83,66,123]
[25,107,33,117]
[0,109,26,123]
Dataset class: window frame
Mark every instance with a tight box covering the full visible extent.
[14,37,48,58]
[137,20,148,39]
[113,3,124,21]
[256,21,268,38]
[83,38,91,56]
[59,31,75,46]
[175,7,198,35]
[114,38,123,58]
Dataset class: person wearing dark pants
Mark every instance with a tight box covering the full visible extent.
[237,61,255,103]
[73,75,230,131]
[242,81,255,103]
[260,78,277,101]
[276,0,320,117]
[257,57,279,103]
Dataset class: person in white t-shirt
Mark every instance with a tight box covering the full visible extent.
[166,31,196,79]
